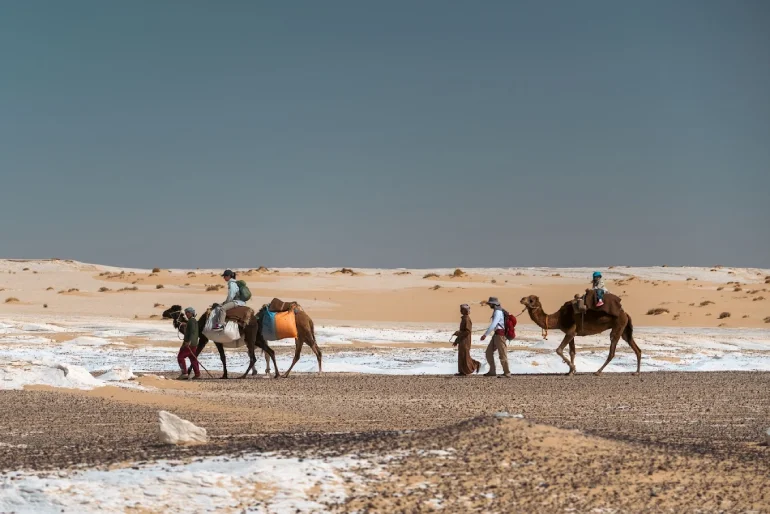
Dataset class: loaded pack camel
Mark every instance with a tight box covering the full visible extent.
[163,301,322,378]
[162,305,279,378]
[520,293,642,375]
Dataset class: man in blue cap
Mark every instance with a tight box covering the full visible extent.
[592,271,608,307]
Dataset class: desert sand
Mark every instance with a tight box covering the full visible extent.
[1,259,769,513]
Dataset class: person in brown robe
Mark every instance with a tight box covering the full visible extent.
[453,304,480,375]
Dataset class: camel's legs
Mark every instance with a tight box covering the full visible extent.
[555,332,576,375]
[214,343,228,379]
[622,332,642,375]
[282,339,303,378]
[263,350,271,374]
[241,338,257,378]
[595,324,624,375]
[257,341,279,378]
[568,339,576,371]
[308,341,323,373]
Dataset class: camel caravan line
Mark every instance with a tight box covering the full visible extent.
[164,290,641,379]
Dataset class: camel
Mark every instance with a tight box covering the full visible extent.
[268,305,323,378]
[520,295,642,375]
[162,305,279,379]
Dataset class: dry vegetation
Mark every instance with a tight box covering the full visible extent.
[98,287,111,293]
[206,284,223,292]
[699,300,714,307]
[394,271,411,276]
[118,287,138,292]
[46,287,54,291]
[152,268,161,273]
[423,273,440,279]
[333,268,357,276]
[5,297,19,303]
[646,308,669,316]
[431,285,442,291]
[155,284,164,289]
[718,312,731,319]
[451,269,466,278]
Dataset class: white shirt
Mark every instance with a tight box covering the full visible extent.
[485,308,505,337]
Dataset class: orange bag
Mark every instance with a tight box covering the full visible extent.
[274,310,298,339]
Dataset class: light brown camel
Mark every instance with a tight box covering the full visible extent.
[520,295,642,375]
[280,308,323,378]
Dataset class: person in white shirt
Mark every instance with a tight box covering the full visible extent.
[212,269,246,330]
[480,297,511,377]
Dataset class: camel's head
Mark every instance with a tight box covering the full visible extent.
[520,295,541,310]
[162,304,183,328]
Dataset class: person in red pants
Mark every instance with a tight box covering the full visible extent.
[177,307,200,380]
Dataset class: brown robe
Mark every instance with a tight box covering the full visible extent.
[455,314,480,375]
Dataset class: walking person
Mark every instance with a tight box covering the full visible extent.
[177,307,200,380]
[453,304,480,376]
[480,297,511,378]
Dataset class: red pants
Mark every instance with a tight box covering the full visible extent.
[177,345,200,376]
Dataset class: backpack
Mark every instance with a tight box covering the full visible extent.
[502,310,517,341]
[235,280,252,302]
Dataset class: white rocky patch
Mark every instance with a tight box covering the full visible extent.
[158,411,208,445]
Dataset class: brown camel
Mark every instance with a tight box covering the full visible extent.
[278,308,323,378]
[520,295,642,375]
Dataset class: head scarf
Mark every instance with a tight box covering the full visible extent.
[460,303,470,314]
[184,307,196,316]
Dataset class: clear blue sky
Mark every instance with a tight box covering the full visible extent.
[1,1,768,268]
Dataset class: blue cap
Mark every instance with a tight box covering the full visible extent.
[593,271,602,278]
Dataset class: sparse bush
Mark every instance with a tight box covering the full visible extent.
[206,284,222,291]
[5,297,19,303]
[22,268,29,271]
[184,283,190,286]
[452,269,466,277]
[154,303,163,308]
[187,272,196,276]
[256,266,269,273]
[699,301,714,307]
[718,312,731,319]
[98,287,111,292]
[334,268,356,275]
[118,286,138,292]
[686,278,694,281]
[753,296,765,302]
[733,287,742,292]
[43,304,48,308]
[394,271,411,276]
[491,279,497,284]
[552,273,561,277]
[152,268,161,273]
[46,287,54,291]
[716,287,724,291]
[431,285,442,290]
[68,288,79,293]
[646,308,669,316]
[156,284,164,289]
[423,273,439,279]
[764,316,770,323]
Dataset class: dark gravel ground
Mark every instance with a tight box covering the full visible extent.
[0,372,768,512]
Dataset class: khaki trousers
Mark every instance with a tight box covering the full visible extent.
[485,333,510,375]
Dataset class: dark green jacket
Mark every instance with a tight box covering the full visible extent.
[183,317,199,347]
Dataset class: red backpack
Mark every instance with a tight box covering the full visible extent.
[503,310,517,341]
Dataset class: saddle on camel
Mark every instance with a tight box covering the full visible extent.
[257,298,323,378]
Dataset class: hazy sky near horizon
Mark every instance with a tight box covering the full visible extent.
[1,1,769,269]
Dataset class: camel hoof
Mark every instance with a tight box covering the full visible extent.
[282,373,290,379]
[220,374,228,380]
[594,371,603,376]
[632,372,640,376]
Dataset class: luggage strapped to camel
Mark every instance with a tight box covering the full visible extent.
[259,298,300,341]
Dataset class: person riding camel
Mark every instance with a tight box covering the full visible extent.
[177,307,200,380]
[212,269,246,330]
[592,271,608,307]
[480,297,511,378]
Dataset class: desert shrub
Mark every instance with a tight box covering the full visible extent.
[98,287,111,292]
[764,317,770,323]
[753,296,765,302]
[187,271,196,276]
[452,269,466,277]
[395,271,411,276]
[552,273,561,277]
[118,286,138,292]
[646,308,669,316]
[718,312,731,319]
[154,303,163,308]
[156,284,164,289]
[5,297,19,303]
[43,304,48,308]
[206,285,222,291]
[184,283,190,286]
[152,268,161,273]
[423,273,439,279]
[22,268,29,271]
[716,287,724,291]
[431,285,442,290]
[334,268,356,275]
[699,301,714,307]
[733,287,742,292]
[46,287,54,291]
[256,266,269,273]
[68,288,79,293]
[491,279,497,284]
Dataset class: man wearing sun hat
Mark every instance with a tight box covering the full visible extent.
[480,297,511,377]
